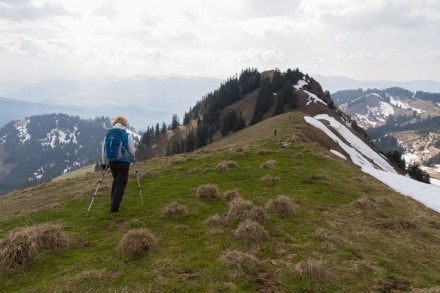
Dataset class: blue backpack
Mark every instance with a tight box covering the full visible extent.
[105,128,129,161]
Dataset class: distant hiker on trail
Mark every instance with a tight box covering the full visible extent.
[273,128,277,136]
[101,116,136,213]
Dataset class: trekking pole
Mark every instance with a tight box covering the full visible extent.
[134,160,144,205]
[85,167,108,216]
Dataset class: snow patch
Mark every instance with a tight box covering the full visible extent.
[293,78,326,106]
[305,114,440,213]
[14,119,31,143]
[330,149,347,160]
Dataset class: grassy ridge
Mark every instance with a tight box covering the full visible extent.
[1,112,440,292]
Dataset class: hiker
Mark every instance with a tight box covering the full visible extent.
[101,116,136,213]
[273,127,277,136]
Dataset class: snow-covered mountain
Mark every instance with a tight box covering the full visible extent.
[305,114,440,212]
[0,114,116,195]
[332,87,440,172]
[332,88,440,129]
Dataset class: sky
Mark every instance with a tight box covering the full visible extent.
[1,0,440,85]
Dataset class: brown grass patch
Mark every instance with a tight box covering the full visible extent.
[196,184,222,201]
[234,220,270,244]
[219,250,262,273]
[260,160,277,169]
[215,160,239,171]
[265,195,297,217]
[223,189,241,202]
[0,223,69,273]
[161,202,188,218]
[261,174,281,185]
[117,228,158,255]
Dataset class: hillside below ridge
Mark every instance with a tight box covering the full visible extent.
[2,110,440,291]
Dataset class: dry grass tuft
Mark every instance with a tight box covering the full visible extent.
[261,174,281,185]
[226,198,268,224]
[294,259,329,285]
[247,207,269,224]
[219,250,262,273]
[0,223,69,273]
[223,189,241,202]
[170,155,187,164]
[382,217,417,231]
[234,220,270,244]
[350,197,378,209]
[265,195,297,217]
[256,149,272,155]
[349,260,374,274]
[205,214,229,227]
[304,174,330,185]
[144,171,160,178]
[117,228,158,255]
[216,160,239,171]
[161,202,188,218]
[226,198,254,222]
[196,184,222,201]
[260,160,277,169]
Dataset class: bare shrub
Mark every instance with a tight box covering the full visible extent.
[117,228,158,255]
[219,250,261,273]
[294,259,329,286]
[196,184,222,201]
[265,195,296,217]
[216,160,239,171]
[224,189,240,202]
[234,220,270,244]
[261,174,281,185]
[205,214,228,227]
[0,223,69,273]
[161,202,188,219]
[260,160,277,169]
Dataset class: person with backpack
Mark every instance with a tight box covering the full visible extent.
[101,116,136,213]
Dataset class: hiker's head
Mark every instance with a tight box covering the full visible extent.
[112,116,128,127]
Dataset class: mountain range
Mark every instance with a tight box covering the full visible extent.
[0,114,113,195]
[0,75,221,131]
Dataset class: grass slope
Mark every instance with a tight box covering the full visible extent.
[1,112,440,292]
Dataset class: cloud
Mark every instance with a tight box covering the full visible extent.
[0,0,72,21]
[300,0,440,32]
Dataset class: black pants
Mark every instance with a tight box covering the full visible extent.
[109,161,130,212]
